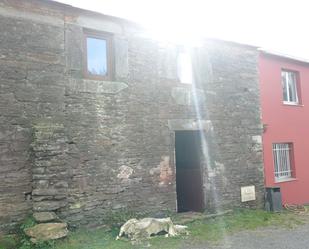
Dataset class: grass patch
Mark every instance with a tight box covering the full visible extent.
[0,235,18,249]
[3,209,304,249]
[187,209,296,243]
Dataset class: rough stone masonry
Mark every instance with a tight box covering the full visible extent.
[0,0,264,232]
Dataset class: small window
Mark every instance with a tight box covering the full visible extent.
[272,143,294,181]
[84,31,113,80]
[281,70,299,104]
[177,49,193,84]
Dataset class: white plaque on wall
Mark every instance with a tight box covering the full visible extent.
[241,185,256,202]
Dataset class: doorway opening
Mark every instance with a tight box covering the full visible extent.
[175,130,205,212]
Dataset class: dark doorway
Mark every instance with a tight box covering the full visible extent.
[175,131,205,212]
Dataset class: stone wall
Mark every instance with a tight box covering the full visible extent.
[31,122,68,213]
[196,41,264,210]
[0,0,66,231]
[0,0,264,232]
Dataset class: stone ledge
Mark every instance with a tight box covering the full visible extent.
[33,212,59,223]
[33,201,67,212]
[69,79,128,94]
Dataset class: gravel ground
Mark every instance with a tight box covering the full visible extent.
[191,223,309,249]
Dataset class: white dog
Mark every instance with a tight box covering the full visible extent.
[116,217,188,241]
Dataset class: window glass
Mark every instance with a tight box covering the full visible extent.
[281,72,288,101]
[87,37,107,76]
[281,70,298,104]
[288,72,297,102]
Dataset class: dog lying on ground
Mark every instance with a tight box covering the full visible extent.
[116,217,188,241]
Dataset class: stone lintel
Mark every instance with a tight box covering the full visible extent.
[168,119,213,132]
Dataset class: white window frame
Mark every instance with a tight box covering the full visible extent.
[272,143,293,181]
[281,70,299,105]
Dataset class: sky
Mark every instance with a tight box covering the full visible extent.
[56,0,309,60]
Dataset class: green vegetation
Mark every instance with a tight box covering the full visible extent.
[0,209,304,249]
[187,209,303,243]
[0,216,55,249]
[0,235,18,249]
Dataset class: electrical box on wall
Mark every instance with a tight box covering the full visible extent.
[241,185,256,202]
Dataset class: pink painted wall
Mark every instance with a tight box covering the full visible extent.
[259,53,309,205]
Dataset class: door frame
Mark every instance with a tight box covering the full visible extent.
[168,119,212,212]
[173,130,206,212]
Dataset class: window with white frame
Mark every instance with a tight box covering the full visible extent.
[281,70,299,104]
[272,143,293,181]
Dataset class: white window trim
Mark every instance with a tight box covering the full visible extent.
[282,70,299,105]
[283,101,299,106]
[275,177,297,183]
[272,143,294,182]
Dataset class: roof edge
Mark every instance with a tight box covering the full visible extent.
[44,0,144,29]
[44,1,260,49]
[205,37,258,50]
[259,48,309,65]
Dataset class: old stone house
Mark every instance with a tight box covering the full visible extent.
[0,0,264,232]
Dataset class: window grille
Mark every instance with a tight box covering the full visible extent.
[272,143,293,180]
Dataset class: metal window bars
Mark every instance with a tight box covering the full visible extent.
[272,143,292,180]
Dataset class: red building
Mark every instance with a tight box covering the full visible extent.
[259,50,309,205]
